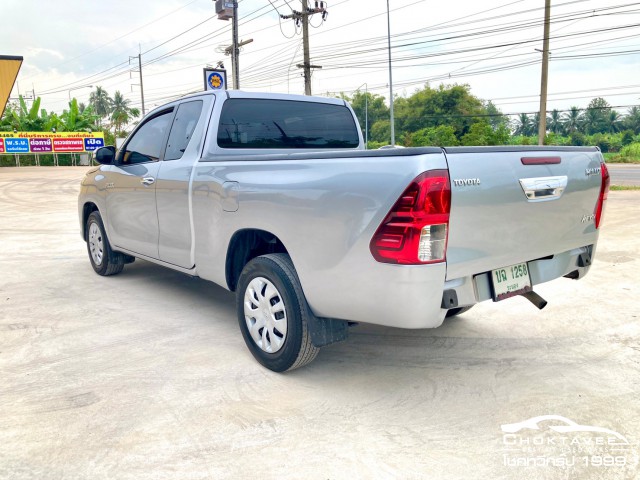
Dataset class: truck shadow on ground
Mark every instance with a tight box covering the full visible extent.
[118,258,559,377]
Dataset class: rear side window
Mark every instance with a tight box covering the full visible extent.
[165,100,203,161]
[217,99,359,149]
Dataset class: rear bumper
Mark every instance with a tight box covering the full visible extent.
[443,244,594,311]
[310,244,594,330]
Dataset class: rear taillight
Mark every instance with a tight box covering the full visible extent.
[370,170,451,264]
[595,162,610,229]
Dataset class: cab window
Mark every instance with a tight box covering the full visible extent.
[121,110,173,165]
[165,101,203,161]
[217,99,360,149]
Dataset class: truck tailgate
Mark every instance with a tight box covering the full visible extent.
[443,147,604,281]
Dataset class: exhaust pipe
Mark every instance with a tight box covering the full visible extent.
[521,290,548,310]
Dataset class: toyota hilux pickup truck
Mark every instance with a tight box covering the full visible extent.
[78,90,610,372]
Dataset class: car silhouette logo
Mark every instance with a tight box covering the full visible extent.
[501,415,629,444]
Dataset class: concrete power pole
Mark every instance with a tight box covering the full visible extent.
[386,0,395,146]
[129,51,146,115]
[232,1,240,89]
[282,2,326,95]
[138,53,146,116]
[301,1,312,95]
[537,0,551,145]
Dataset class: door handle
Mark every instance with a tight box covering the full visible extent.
[519,175,567,202]
[141,177,155,186]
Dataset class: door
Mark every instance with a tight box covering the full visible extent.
[105,109,174,258]
[156,99,207,268]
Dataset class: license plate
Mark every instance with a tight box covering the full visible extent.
[491,262,532,301]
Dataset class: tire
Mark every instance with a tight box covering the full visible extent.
[86,211,125,276]
[445,305,473,318]
[236,253,319,372]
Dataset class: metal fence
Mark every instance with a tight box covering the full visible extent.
[0,153,93,167]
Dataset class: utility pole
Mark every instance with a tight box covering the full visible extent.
[301,2,312,95]
[281,1,327,95]
[130,49,146,115]
[138,52,146,115]
[232,1,240,89]
[537,0,551,145]
[224,38,253,89]
[217,0,252,89]
[386,0,395,146]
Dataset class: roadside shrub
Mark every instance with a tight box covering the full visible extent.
[621,130,635,146]
[620,143,640,158]
[569,132,586,146]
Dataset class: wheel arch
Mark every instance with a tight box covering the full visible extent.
[81,202,100,240]
[225,229,289,292]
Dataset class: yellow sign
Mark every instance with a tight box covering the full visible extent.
[0,55,23,118]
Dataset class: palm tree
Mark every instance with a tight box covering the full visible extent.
[605,110,622,134]
[110,91,140,134]
[547,109,563,134]
[89,86,112,126]
[531,112,540,136]
[625,106,640,134]
[582,108,602,135]
[563,106,582,134]
[513,113,531,136]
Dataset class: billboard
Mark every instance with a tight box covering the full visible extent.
[0,132,105,154]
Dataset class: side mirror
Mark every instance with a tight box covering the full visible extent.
[93,146,116,165]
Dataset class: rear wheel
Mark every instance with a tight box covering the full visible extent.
[236,254,319,372]
[86,211,125,276]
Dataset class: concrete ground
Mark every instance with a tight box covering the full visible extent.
[0,167,638,480]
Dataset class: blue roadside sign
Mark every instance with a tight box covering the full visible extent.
[5,138,29,153]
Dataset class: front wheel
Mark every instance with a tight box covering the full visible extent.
[236,254,319,372]
[86,211,125,276]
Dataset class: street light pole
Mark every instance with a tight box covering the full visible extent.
[356,83,368,149]
[68,84,93,101]
[386,0,395,146]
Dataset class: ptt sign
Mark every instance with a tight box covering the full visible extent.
[203,68,227,91]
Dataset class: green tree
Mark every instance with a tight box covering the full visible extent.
[0,95,52,131]
[394,84,486,141]
[341,91,389,142]
[60,98,98,131]
[485,100,508,130]
[513,113,531,136]
[583,97,611,134]
[547,109,563,134]
[605,110,622,134]
[460,121,510,146]
[624,106,640,134]
[409,125,459,146]
[89,86,112,126]
[110,91,140,134]
[370,119,390,144]
[563,106,582,134]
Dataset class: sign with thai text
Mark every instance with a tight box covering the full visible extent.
[0,132,105,154]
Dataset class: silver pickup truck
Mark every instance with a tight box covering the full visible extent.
[78,90,610,371]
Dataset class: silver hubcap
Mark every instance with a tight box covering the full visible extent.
[244,277,288,353]
[88,222,104,266]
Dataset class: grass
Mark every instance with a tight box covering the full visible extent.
[604,143,640,163]
[604,154,640,164]
[610,185,640,191]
